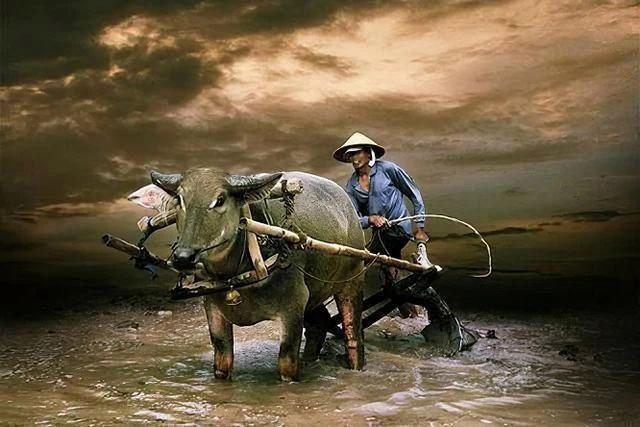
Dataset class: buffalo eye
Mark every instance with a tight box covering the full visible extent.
[208,195,225,210]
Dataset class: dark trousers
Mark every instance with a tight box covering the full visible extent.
[367,227,410,258]
[367,227,419,317]
[367,227,410,284]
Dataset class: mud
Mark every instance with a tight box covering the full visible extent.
[1,293,638,425]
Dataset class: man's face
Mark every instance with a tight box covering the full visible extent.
[347,149,371,171]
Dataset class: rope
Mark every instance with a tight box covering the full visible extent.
[291,253,381,284]
[281,180,296,230]
[269,181,432,284]
[233,228,248,277]
[373,228,391,256]
[388,213,492,278]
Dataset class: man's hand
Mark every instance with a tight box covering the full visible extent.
[369,215,389,228]
[414,228,429,242]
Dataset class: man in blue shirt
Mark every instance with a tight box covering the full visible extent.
[334,132,429,317]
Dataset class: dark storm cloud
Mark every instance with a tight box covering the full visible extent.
[240,19,635,169]
[1,0,399,216]
[431,226,543,241]
[1,122,180,210]
[0,219,46,251]
[503,187,527,197]
[553,210,638,223]
[170,0,382,40]
[108,43,218,115]
[293,47,354,76]
[0,237,43,252]
[10,204,99,222]
[0,110,343,214]
[1,129,123,209]
[2,0,635,218]
[10,213,37,224]
[439,139,582,166]
[1,0,202,85]
[1,16,222,212]
[0,0,637,282]
[26,38,217,117]
[175,0,515,42]
[2,0,388,86]
[211,1,348,33]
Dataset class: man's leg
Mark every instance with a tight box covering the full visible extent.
[369,230,420,318]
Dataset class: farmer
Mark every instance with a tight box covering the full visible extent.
[334,132,429,318]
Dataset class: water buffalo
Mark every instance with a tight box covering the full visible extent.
[151,168,365,381]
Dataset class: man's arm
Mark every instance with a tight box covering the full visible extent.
[345,185,370,229]
[386,163,429,240]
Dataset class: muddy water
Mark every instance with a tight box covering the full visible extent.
[1,299,638,425]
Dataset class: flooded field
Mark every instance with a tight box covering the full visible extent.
[1,289,638,426]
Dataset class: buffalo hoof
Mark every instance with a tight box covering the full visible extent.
[279,374,298,383]
[214,369,231,380]
[349,356,365,371]
[337,354,365,370]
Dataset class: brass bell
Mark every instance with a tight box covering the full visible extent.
[225,286,243,306]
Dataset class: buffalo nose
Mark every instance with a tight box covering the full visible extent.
[172,247,198,269]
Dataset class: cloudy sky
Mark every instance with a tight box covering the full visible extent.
[1,0,638,300]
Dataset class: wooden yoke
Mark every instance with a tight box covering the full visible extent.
[241,203,269,279]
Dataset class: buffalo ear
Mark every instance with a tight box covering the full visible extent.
[226,172,283,202]
[150,170,183,194]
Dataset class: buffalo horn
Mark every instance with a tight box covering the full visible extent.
[150,170,183,193]
[227,172,283,202]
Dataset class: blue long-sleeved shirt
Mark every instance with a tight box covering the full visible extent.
[345,160,426,237]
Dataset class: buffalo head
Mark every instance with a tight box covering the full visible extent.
[151,168,282,273]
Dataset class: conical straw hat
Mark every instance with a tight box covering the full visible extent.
[333,132,386,163]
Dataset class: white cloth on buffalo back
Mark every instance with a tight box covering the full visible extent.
[127,184,178,212]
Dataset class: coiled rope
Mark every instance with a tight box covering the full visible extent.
[388,214,492,278]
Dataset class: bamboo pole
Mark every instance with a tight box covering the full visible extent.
[241,204,268,279]
[238,218,436,274]
[102,234,178,273]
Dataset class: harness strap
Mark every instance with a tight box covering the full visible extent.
[171,254,281,300]
[226,254,280,286]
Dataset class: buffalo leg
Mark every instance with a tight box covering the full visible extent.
[278,308,305,382]
[302,304,331,362]
[335,288,365,370]
[204,299,234,379]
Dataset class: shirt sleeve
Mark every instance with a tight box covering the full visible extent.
[345,184,370,229]
[386,163,426,227]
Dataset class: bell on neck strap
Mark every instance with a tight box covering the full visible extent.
[225,286,243,306]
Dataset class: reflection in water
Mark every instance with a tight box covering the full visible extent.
[1,299,638,425]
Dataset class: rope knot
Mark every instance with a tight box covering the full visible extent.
[295,231,308,245]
